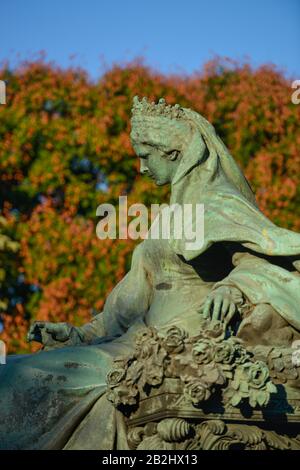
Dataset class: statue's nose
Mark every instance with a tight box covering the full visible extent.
[140,159,149,175]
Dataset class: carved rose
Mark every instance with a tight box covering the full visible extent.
[126,360,144,384]
[183,377,211,405]
[135,328,160,359]
[233,342,251,364]
[228,361,277,408]
[203,320,225,340]
[135,327,159,346]
[106,367,126,387]
[201,362,226,386]
[107,384,139,407]
[192,339,214,364]
[145,363,164,387]
[162,326,187,354]
[213,342,235,364]
[245,361,269,389]
[138,341,158,359]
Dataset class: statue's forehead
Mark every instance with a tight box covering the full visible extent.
[131,115,173,132]
[131,115,189,147]
[132,112,191,128]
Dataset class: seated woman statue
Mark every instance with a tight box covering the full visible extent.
[1,97,300,450]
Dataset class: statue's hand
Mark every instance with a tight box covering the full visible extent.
[27,321,76,349]
[201,286,243,325]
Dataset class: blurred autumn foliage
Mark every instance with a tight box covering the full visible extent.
[0,58,299,353]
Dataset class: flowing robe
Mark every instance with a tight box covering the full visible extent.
[0,235,233,450]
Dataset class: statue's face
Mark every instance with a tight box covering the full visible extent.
[132,142,180,186]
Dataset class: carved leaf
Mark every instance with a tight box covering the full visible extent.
[231,393,242,406]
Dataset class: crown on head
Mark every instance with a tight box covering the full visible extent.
[131,96,185,120]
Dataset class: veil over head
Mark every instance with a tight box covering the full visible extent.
[172,107,257,206]
[168,105,300,265]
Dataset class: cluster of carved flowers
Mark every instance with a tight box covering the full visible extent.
[106,322,277,411]
[224,361,277,407]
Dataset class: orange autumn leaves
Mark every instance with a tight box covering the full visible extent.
[0,58,299,353]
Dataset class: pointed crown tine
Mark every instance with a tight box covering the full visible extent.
[131,96,185,120]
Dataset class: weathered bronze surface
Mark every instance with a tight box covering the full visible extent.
[1,97,300,449]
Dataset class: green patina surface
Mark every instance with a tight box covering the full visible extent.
[1,97,300,449]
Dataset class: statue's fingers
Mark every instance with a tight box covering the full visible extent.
[45,325,53,334]
[203,298,213,318]
[46,323,70,342]
[55,328,70,342]
[225,303,236,325]
[45,323,59,334]
[27,322,45,342]
[221,298,230,320]
[212,296,222,321]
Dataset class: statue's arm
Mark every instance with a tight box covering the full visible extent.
[75,242,153,343]
[28,242,153,348]
[75,311,106,344]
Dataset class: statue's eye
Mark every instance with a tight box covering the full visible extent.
[165,149,180,160]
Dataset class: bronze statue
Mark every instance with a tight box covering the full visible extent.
[1,97,300,450]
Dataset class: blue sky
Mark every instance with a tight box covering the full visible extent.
[1,0,299,79]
